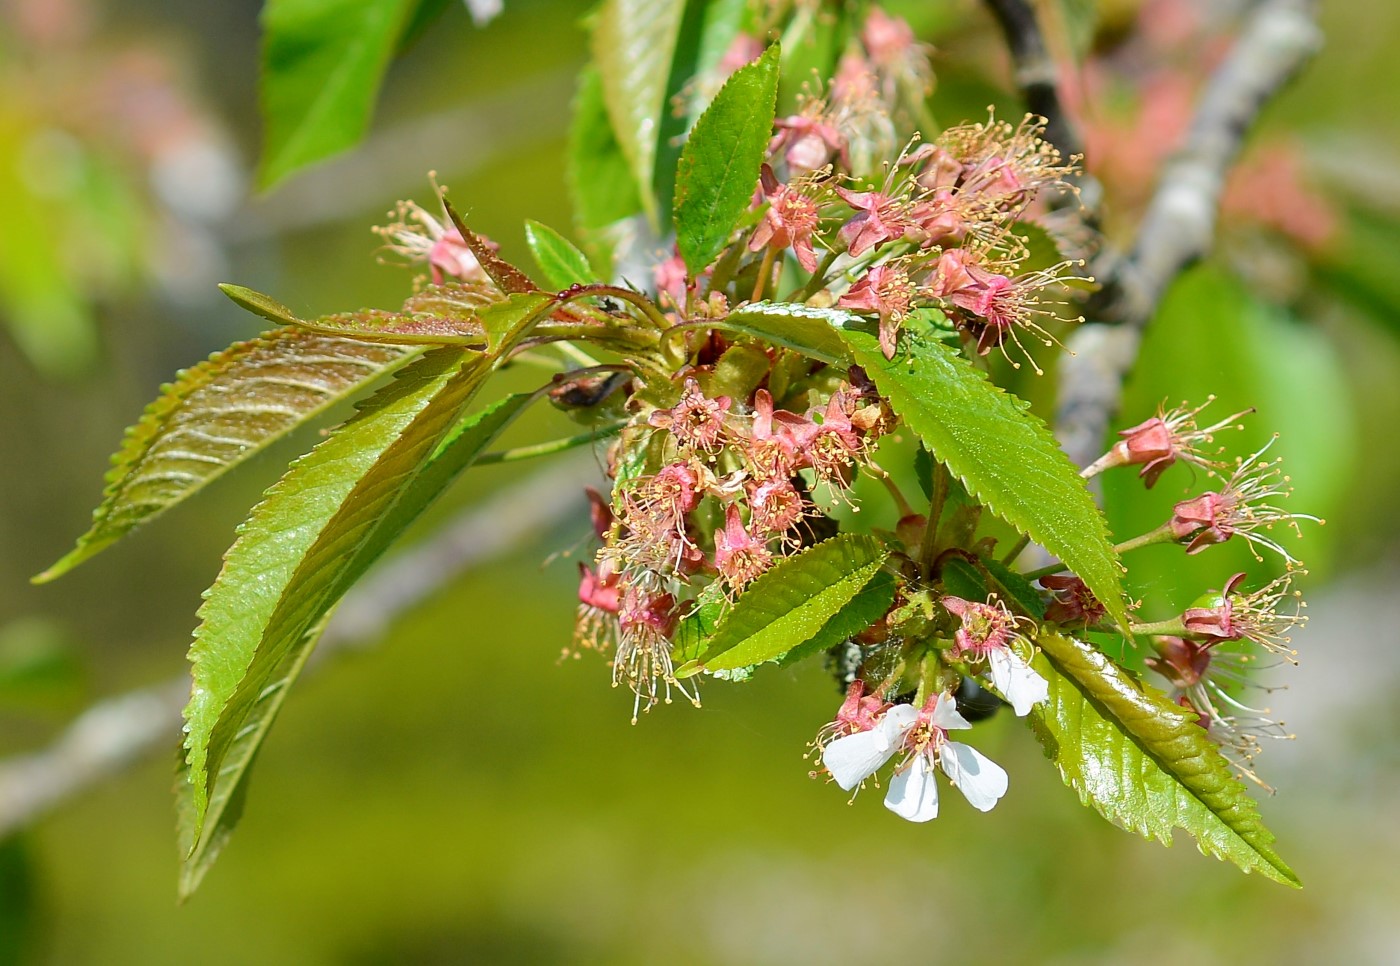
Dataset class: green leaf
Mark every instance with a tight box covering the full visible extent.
[842,330,1128,633]
[590,0,686,227]
[568,65,644,239]
[221,282,494,346]
[174,392,535,898]
[1029,632,1299,887]
[697,534,887,672]
[777,568,896,667]
[673,44,779,275]
[685,0,751,124]
[35,330,418,582]
[716,301,855,362]
[523,220,600,290]
[258,0,417,189]
[182,295,548,841]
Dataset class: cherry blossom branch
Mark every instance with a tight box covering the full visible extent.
[1055,0,1321,471]
[0,456,596,837]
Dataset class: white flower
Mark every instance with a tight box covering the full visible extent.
[820,693,1009,822]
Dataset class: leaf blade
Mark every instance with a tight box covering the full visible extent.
[175,391,536,898]
[258,0,416,188]
[698,534,888,672]
[36,331,418,582]
[182,293,549,838]
[1030,632,1299,887]
[590,0,686,227]
[673,44,780,275]
[523,220,600,290]
[842,330,1129,632]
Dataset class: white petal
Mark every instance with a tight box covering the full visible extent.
[987,648,1050,717]
[823,728,897,791]
[882,702,920,734]
[929,692,972,731]
[884,754,939,822]
[939,741,1008,812]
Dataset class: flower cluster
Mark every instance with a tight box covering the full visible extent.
[576,373,890,721]
[749,110,1085,366]
[1083,398,1315,786]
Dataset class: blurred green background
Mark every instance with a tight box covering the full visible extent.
[3,0,1400,962]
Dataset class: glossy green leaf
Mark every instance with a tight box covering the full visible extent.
[35,330,418,582]
[777,569,896,667]
[843,330,1128,633]
[590,0,685,226]
[697,534,887,672]
[523,220,600,290]
[182,295,548,839]
[568,65,644,238]
[174,391,535,898]
[715,301,854,362]
[258,0,417,188]
[673,44,779,275]
[1030,632,1299,887]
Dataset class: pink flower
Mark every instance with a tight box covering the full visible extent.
[648,378,732,452]
[577,562,621,613]
[770,109,846,174]
[713,505,773,592]
[1168,438,1319,564]
[747,388,811,477]
[1040,575,1107,627]
[653,253,689,308]
[748,477,806,535]
[834,186,914,257]
[861,7,918,70]
[838,263,914,358]
[374,200,493,284]
[804,389,867,481]
[615,585,695,721]
[1082,397,1251,488]
[928,248,1071,367]
[749,165,821,272]
[811,679,891,752]
[1181,572,1305,660]
[941,596,1048,716]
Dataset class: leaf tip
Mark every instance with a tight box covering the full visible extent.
[218,284,301,327]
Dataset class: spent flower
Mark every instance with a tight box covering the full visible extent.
[1083,397,1251,487]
